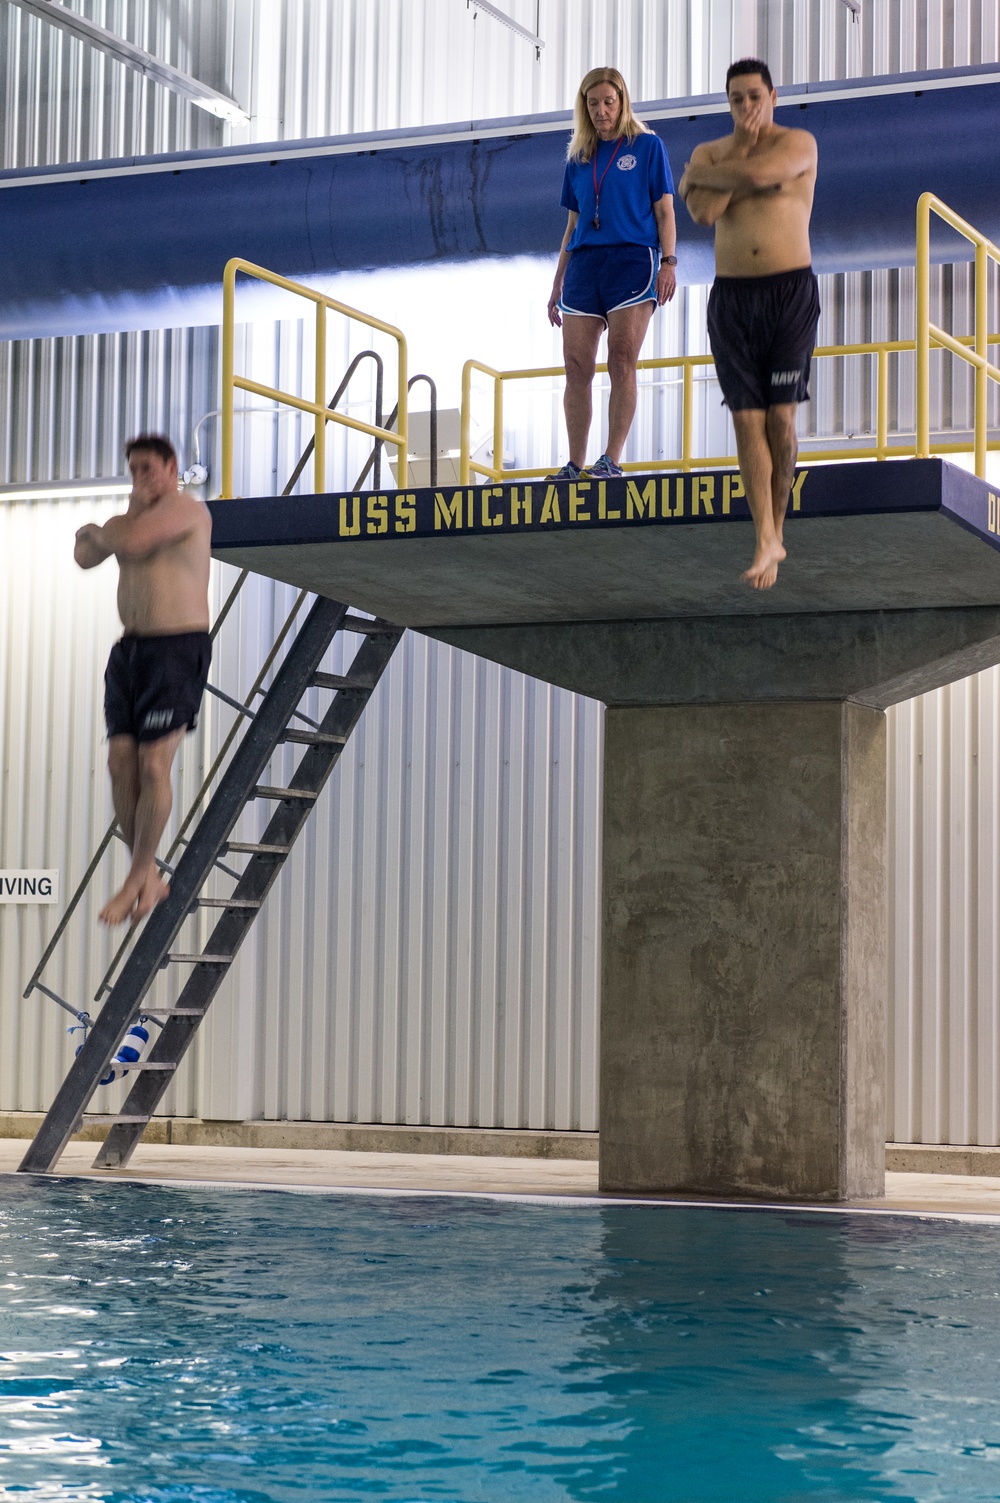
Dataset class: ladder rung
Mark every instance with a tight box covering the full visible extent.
[142,1008,206,1017]
[253,785,319,801]
[119,1061,177,1071]
[81,1114,150,1125]
[192,896,262,909]
[280,729,348,746]
[312,672,372,691]
[339,615,398,635]
[225,841,291,855]
[166,953,233,965]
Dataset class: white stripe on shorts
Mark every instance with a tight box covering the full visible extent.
[558,301,607,326]
[607,247,658,313]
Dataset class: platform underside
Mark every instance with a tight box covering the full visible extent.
[210,459,1000,629]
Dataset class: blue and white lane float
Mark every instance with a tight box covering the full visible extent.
[73,1021,150,1085]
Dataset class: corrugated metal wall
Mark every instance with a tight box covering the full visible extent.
[2,0,1000,1139]
[17,0,995,169]
[888,667,1000,1147]
[0,520,602,1129]
[0,0,228,166]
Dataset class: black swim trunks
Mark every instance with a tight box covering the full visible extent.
[707,265,821,411]
[104,631,212,743]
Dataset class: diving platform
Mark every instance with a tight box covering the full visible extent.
[209,458,1000,1206]
[210,458,1000,707]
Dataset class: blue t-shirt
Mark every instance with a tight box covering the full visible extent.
[560,129,674,251]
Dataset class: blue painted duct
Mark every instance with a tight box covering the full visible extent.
[1,65,998,339]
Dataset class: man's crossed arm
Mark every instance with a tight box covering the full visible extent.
[74,492,201,569]
[679,130,816,226]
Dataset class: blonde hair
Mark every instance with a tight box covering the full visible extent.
[567,67,648,163]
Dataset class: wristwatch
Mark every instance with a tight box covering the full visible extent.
[663,255,677,266]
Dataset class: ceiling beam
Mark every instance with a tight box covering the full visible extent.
[8,0,250,126]
[467,1,544,51]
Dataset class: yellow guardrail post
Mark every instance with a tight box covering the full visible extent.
[460,360,474,485]
[314,300,326,493]
[459,358,507,484]
[681,360,694,472]
[976,238,988,479]
[221,260,237,499]
[916,192,931,459]
[492,371,504,483]
[396,333,408,489]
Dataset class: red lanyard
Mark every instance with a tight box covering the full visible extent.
[592,136,625,229]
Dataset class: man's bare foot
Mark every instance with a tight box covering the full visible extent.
[99,882,142,927]
[99,868,168,926]
[741,538,787,591]
[134,869,170,920]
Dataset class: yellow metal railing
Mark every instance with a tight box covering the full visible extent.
[461,196,1000,485]
[917,193,1000,478]
[221,258,408,498]
[461,336,1000,485]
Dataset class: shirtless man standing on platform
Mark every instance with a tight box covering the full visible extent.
[74,435,212,925]
[679,58,818,589]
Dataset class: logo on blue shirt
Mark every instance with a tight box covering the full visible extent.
[617,155,637,171]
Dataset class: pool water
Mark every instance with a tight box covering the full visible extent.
[1,1181,1000,1501]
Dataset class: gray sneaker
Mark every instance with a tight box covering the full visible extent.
[588,453,624,479]
[548,461,583,481]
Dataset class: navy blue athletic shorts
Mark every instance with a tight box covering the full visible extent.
[707,265,821,410]
[559,244,659,325]
[104,631,212,743]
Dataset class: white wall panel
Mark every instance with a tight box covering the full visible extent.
[888,651,1000,1147]
[3,0,1000,1140]
[0,527,603,1130]
[0,493,215,1117]
[0,0,230,167]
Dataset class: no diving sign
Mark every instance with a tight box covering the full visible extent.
[0,871,59,904]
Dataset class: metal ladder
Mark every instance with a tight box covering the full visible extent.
[17,349,437,1175]
[18,597,403,1174]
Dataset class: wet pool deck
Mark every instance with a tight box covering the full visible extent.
[3,1138,1000,1220]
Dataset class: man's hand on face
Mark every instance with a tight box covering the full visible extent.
[732,95,767,150]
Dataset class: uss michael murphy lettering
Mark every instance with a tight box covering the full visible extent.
[329,470,811,541]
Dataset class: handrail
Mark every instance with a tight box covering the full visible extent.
[917,193,1000,477]
[221,257,408,496]
[461,333,1000,483]
[281,350,385,495]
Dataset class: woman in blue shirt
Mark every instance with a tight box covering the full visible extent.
[547,67,677,480]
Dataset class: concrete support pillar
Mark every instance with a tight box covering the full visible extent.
[600,701,886,1201]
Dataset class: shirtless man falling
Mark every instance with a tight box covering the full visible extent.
[679,58,818,589]
[74,435,212,925]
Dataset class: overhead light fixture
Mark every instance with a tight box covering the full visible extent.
[9,0,250,126]
[0,478,132,502]
[466,0,544,54]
